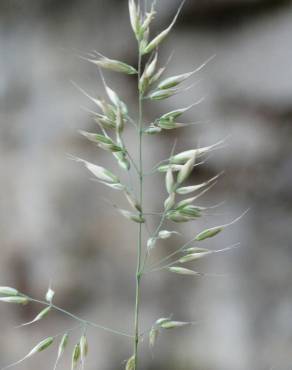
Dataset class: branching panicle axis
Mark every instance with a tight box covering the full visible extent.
[0,2,247,370]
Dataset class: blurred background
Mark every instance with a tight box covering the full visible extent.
[1,0,292,369]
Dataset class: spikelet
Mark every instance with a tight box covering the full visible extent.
[0,287,18,296]
[142,0,186,54]
[72,157,120,184]
[80,335,88,369]
[160,320,190,329]
[195,210,249,241]
[149,326,159,348]
[84,55,137,74]
[179,251,211,263]
[0,296,29,304]
[129,0,141,38]
[168,267,201,276]
[176,172,223,195]
[119,208,145,223]
[157,56,215,89]
[71,344,81,370]
[158,230,179,239]
[45,287,55,303]
[125,355,135,370]
[164,193,176,211]
[170,139,225,164]
[2,337,54,369]
[17,306,51,327]
[165,168,175,194]
[177,153,196,184]
[53,334,69,370]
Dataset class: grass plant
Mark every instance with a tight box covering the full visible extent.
[0,1,246,369]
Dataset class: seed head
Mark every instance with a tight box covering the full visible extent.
[129,0,141,38]
[142,0,186,55]
[165,168,175,194]
[158,230,178,239]
[195,226,223,241]
[144,126,162,134]
[80,335,88,360]
[160,320,190,329]
[85,56,137,74]
[147,237,156,249]
[72,344,81,370]
[0,296,29,304]
[164,193,175,211]
[28,337,54,357]
[177,153,196,184]
[0,287,18,296]
[125,355,135,370]
[45,287,55,303]
[179,252,211,263]
[148,87,178,101]
[57,333,69,358]
[119,209,145,223]
[168,267,201,276]
[149,326,159,348]
[18,306,51,327]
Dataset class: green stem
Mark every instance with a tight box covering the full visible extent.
[134,50,143,369]
[27,298,133,338]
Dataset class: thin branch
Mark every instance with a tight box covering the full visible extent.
[27,298,133,338]
[145,242,241,274]
[126,149,140,175]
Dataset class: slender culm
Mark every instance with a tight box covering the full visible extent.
[133,47,144,369]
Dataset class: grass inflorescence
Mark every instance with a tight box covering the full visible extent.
[0,1,247,369]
